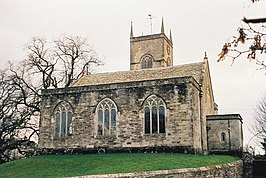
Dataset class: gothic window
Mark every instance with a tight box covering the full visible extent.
[96,98,117,137]
[143,95,166,134]
[54,102,73,138]
[221,132,226,142]
[141,54,153,69]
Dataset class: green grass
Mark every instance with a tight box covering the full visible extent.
[0,153,239,178]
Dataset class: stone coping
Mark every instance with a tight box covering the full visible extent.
[70,160,242,178]
[42,76,199,95]
[207,114,243,122]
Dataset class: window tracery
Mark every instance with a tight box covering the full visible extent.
[141,54,153,69]
[143,95,166,134]
[96,98,117,137]
[54,102,73,138]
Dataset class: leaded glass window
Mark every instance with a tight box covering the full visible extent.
[96,98,117,137]
[54,102,73,138]
[144,95,166,134]
[144,107,150,133]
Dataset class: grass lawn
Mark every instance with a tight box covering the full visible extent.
[0,153,239,178]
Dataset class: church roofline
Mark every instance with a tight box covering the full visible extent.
[131,61,204,72]
[72,61,205,87]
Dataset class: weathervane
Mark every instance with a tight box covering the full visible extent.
[147,14,155,34]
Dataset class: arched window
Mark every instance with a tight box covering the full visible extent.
[96,98,117,137]
[141,54,153,69]
[54,102,73,138]
[143,95,166,134]
[221,132,226,142]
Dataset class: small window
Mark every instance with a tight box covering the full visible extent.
[221,132,226,142]
[96,98,117,137]
[54,102,73,138]
[141,54,153,69]
[144,95,166,134]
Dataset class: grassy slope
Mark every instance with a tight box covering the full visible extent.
[0,153,239,178]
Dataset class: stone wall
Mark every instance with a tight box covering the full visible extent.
[71,160,243,178]
[207,114,243,152]
[200,59,217,152]
[39,77,204,153]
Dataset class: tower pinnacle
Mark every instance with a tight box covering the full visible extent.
[161,17,165,33]
[169,29,172,42]
[130,21,133,38]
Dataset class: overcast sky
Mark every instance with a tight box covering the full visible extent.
[1,0,266,153]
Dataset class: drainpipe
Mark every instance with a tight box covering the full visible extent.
[199,87,204,154]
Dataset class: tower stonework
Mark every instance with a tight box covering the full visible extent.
[130,19,173,70]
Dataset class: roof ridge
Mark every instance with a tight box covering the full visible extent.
[88,61,205,76]
[73,61,206,87]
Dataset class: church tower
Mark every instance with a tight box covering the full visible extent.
[130,18,173,70]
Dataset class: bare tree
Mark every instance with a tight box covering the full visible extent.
[25,37,57,89]
[0,68,39,163]
[254,95,266,154]
[0,35,102,163]
[218,0,266,71]
[25,35,102,88]
[54,35,102,87]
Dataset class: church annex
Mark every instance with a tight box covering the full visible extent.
[39,20,243,154]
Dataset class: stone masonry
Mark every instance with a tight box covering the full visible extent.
[207,114,243,152]
[40,76,203,153]
[38,19,243,155]
[71,160,243,178]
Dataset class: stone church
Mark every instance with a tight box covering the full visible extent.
[39,20,243,154]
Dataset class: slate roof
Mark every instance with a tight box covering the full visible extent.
[73,61,206,87]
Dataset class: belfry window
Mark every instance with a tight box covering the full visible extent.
[54,102,73,138]
[141,54,153,69]
[144,95,166,134]
[96,98,117,137]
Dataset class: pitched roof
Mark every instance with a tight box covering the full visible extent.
[73,61,206,87]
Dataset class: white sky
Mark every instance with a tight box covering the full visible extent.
[1,0,266,153]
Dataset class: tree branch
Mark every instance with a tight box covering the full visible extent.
[243,17,266,24]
